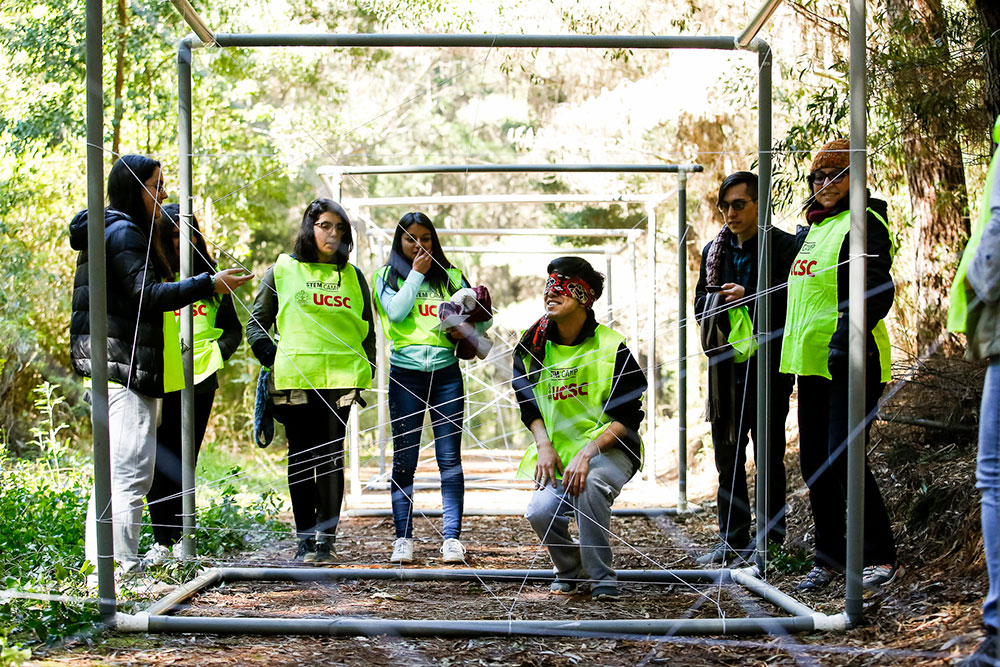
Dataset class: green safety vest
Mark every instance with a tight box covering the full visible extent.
[162,295,185,394]
[780,208,893,382]
[516,325,642,479]
[728,306,757,363]
[373,266,463,350]
[272,254,372,391]
[948,115,1000,334]
[172,280,225,386]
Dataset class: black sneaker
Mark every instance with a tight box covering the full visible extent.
[312,542,336,565]
[695,541,751,566]
[862,562,902,588]
[960,632,998,666]
[795,565,840,591]
[591,585,621,601]
[295,537,317,562]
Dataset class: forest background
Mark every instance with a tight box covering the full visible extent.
[0,0,999,652]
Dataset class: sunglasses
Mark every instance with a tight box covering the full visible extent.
[717,198,755,213]
[314,221,349,233]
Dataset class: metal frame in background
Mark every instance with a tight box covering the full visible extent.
[321,163,700,502]
[80,0,880,634]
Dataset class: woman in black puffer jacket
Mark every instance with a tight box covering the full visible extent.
[70,154,250,578]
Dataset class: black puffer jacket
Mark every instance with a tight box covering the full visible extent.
[70,208,215,397]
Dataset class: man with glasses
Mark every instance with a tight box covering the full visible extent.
[693,171,798,565]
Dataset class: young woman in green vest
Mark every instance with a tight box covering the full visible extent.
[373,211,491,565]
[780,139,899,591]
[512,257,646,601]
[145,204,243,563]
[246,199,376,563]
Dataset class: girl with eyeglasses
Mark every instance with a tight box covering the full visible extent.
[780,139,900,591]
[246,198,376,564]
[70,155,252,581]
[373,211,492,565]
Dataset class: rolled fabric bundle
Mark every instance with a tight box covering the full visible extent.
[439,285,494,360]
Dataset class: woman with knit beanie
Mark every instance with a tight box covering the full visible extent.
[779,139,900,591]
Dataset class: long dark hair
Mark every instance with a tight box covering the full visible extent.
[293,198,353,267]
[107,154,171,279]
[159,204,217,276]
[385,211,456,293]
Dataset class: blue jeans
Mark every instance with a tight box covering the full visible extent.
[389,363,465,539]
[979,359,1000,633]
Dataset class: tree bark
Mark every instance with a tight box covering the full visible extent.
[977,0,1000,150]
[885,0,970,353]
[111,0,128,163]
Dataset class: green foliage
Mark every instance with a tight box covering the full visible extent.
[766,540,812,576]
[0,637,31,667]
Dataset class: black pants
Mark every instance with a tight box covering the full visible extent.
[797,360,897,571]
[149,388,215,546]
[711,361,792,547]
[275,393,350,544]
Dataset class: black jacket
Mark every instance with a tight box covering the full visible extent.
[70,208,215,397]
[694,227,799,372]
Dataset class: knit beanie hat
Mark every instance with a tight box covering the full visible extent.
[810,139,850,172]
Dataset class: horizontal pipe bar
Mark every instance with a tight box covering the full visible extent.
[729,568,819,618]
[321,163,703,175]
[343,193,668,207]
[144,569,222,617]
[441,245,623,256]
[363,481,533,491]
[213,34,738,51]
[214,567,725,585]
[145,613,816,637]
[343,507,678,518]
[434,228,639,237]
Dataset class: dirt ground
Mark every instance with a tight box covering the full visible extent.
[27,358,992,666]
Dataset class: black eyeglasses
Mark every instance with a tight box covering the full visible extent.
[717,198,756,213]
[809,169,848,186]
[314,221,349,233]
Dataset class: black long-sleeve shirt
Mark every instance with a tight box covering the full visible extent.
[511,311,646,470]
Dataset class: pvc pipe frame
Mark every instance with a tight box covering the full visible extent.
[331,176,686,504]
[121,566,841,638]
[163,28,860,635]
[343,507,681,518]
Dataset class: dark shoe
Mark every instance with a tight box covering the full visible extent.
[960,632,998,666]
[695,541,751,566]
[795,566,839,591]
[295,537,317,562]
[591,585,621,601]
[550,580,579,595]
[862,562,901,588]
[312,542,336,564]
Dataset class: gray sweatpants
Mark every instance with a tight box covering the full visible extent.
[525,447,634,586]
[85,385,159,573]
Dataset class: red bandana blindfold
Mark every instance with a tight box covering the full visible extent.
[544,272,596,309]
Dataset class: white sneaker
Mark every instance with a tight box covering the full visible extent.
[140,543,172,569]
[391,538,414,564]
[441,538,466,564]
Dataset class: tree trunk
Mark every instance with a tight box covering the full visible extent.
[885,0,970,353]
[977,0,1000,150]
[111,0,128,163]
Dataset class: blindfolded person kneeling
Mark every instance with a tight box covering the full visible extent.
[512,257,647,601]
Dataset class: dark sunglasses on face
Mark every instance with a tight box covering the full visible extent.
[809,169,848,186]
[717,198,756,213]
